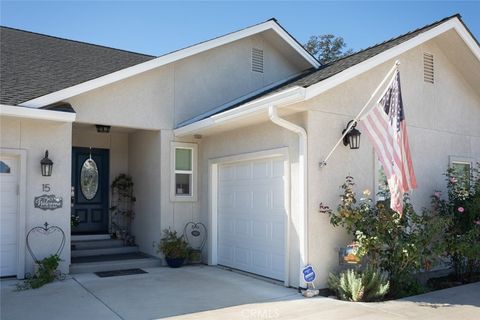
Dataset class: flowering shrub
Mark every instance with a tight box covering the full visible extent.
[320,176,446,297]
[431,164,480,281]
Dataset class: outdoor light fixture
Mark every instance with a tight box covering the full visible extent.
[342,120,361,150]
[95,125,111,133]
[40,150,53,176]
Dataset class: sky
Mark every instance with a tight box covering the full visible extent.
[1,1,479,57]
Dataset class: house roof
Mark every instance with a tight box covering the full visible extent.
[0,26,155,106]
[178,13,478,128]
[6,19,318,108]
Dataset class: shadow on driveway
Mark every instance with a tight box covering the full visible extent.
[2,266,479,320]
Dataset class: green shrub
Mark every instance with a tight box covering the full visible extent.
[328,266,389,302]
[16,254,61,290]
[156,228,189,259]
[431,164,480,281]
[320,176,447,297]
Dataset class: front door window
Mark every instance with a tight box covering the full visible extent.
[80,158,99,200]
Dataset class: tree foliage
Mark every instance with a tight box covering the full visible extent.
[304,34,353,64]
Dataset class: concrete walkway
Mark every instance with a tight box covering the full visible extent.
[1,266,479,320]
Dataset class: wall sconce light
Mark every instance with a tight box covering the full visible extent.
[40,150,53,176]
[342,120,361,150]
[95,125,111,133]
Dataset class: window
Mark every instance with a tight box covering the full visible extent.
[171,142,197,201]
[450,157,472,189]
[0,161,11,174]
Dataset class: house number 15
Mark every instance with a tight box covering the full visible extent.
[42,184,51,192]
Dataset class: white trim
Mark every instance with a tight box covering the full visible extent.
[175,17,480,138]
[304,18,479,100]
[0,105,76,122]
[174,86,306,137]
[0,148,27,279]
[170,142,198,202]
[19,20,318,109]
[268,106,308,288]
[177,72,306,127]
[208,147,291,286]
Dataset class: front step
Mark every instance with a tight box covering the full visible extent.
[71,245,139,257]
[71,234,111,241]
[70,253,162,274]
[71,239,124,250]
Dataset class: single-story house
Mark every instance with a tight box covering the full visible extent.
[1,14,479,289]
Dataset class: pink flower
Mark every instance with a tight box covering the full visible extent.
[450,177,457,184]
[457,207,465,213]
[474,220,480,226]
[433,191,441,199]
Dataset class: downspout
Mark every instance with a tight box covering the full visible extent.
[268,105,308,288]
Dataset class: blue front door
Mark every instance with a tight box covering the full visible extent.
[71,147,109,234]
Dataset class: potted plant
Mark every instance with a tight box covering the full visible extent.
[157,229,189,268]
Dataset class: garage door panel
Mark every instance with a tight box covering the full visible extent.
[0,156,18,277]
[218,156,286,281]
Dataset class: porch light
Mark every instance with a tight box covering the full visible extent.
[40,150,53,176]
[95,125,111,133]
[342,120,361,150]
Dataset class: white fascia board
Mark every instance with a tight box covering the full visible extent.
[270,23,320,68]
[305,18,477,100]
[174,86,306,137]
[0,104,76,122]
[19,21,318,109]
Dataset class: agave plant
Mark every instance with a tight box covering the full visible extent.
[328,266,389,302]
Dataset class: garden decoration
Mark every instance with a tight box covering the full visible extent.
[339,242,361,265]
[110,174,135,244]
[26,222,65,264]
[183,222,207,264]
[20,222,66,289]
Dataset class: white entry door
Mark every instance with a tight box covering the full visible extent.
[217,156,286,281]
[0,156,19,277]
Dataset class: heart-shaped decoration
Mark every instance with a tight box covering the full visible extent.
[183,222,207,251]
[26,222,66,263]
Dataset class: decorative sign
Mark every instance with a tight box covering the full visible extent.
[183,222,207,251]
[302,265,316,283]
[34,194,63,211]
[339,242,361,265]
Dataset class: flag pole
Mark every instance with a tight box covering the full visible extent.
[319,60,400,168]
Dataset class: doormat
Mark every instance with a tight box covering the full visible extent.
[95,268,148,278]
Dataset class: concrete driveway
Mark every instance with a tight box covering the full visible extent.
[1,265,479,320]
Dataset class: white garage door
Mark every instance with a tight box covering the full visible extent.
[217,156,286,281]
[0,156,19,277]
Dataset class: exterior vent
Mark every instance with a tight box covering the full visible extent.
[251,48,264,73]
[423,53,434,84]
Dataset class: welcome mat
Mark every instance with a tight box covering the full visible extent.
[95,268,148,278]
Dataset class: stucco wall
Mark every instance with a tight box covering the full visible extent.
[0,116,72,275]
[66,33,305,130]
[301,41,480,288]
[197,114,305,287]
[128,130,162,256]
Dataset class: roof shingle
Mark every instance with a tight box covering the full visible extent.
[0,27,155,105]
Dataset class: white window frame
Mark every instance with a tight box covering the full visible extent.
[170,142,197,202]
[449,156,474,186]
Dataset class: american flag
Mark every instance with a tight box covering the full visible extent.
[359,70,417,215]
